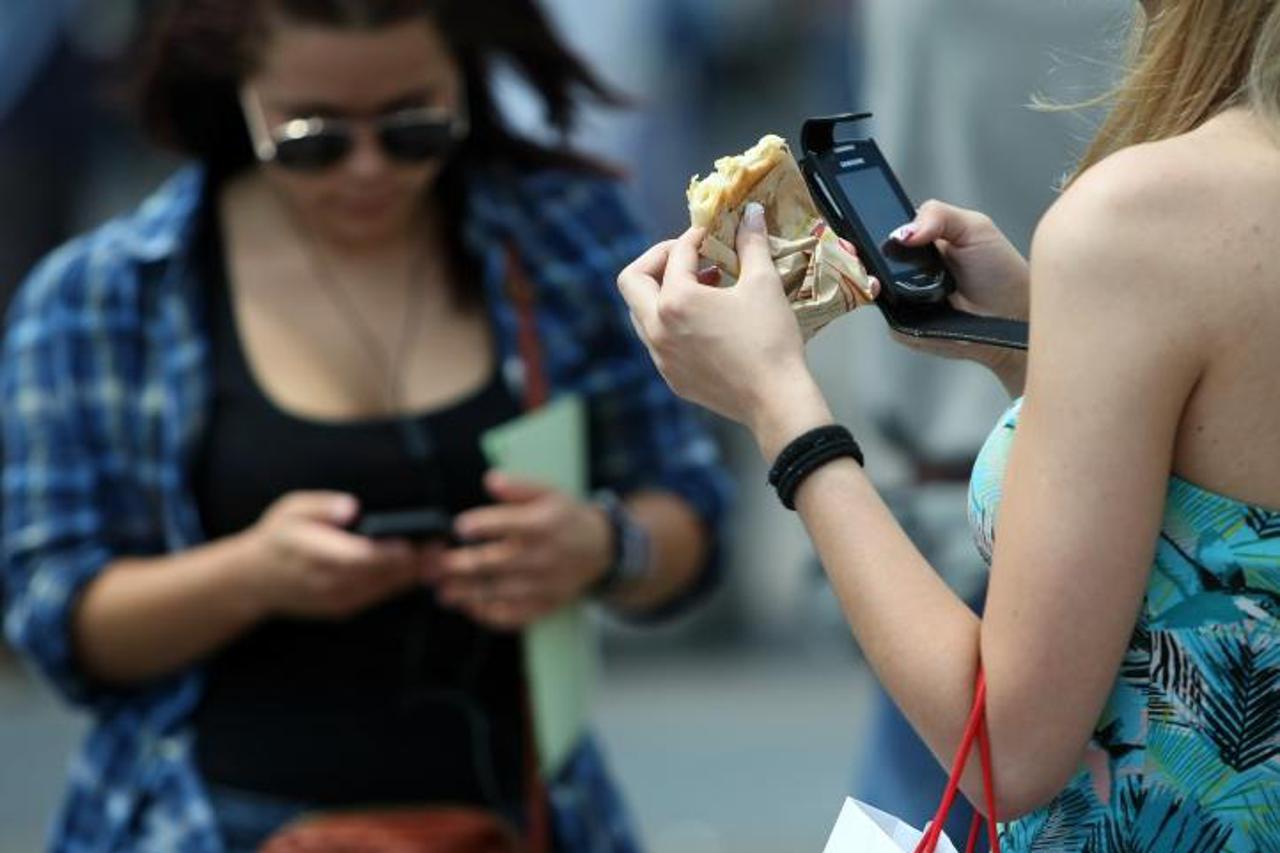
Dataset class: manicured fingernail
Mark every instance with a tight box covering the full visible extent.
[743,202,766,232]
[696,266,722,286]
[890,224,916,243]
[333,495,358,521]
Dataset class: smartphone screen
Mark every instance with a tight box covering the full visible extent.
[835,166,938,278]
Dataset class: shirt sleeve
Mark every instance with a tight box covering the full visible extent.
[542,176,735,621]
[2,238,134,709]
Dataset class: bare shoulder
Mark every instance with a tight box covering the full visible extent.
[1031,110,1280,327]
[1029,143,1200,325]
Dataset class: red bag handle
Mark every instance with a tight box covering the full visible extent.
[913,669,1001,853]
[507,244,550,410]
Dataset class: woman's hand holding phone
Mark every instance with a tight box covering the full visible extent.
[434,472,614,632]
[239,491,434,621]
[891,200,1030,394]
[237,481,613,632]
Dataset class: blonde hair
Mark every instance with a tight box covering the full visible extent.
[1069,0,1280,183]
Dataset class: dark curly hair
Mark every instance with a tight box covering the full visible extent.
[136,0,627,179]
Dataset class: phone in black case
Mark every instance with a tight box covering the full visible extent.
[799,113,1028,350]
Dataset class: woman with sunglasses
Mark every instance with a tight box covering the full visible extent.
[1,1,728,851]
[621,0,1280,850]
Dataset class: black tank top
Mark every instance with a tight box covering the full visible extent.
[190,200,525,810]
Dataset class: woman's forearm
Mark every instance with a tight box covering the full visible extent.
[601,492,709,614]
[797,459,991,805]
[72,533,269,686]
[750,379,996,812]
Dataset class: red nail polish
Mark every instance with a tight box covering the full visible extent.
[696,266,722,286]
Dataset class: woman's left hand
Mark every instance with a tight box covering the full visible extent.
[617,203,832,431]
[435,471,613,631]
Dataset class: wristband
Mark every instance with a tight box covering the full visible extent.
[767,425,863,510]
[589,490,653,597]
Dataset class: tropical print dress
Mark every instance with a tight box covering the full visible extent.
[969,399,1280,853]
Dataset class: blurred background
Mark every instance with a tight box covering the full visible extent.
[0,1,1129,850]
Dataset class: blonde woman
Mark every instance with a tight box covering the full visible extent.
[619,0,1280,849]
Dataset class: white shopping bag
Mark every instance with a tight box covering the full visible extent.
[821,798,960,853]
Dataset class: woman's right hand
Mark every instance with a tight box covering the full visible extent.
[239,492,427,621]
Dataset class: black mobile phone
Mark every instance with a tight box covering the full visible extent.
[353,507,456,544]
[799,113,1028,350]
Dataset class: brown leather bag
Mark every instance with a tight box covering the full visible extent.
[258,806,523,853]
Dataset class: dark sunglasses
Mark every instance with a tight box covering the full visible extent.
[241,88,469,172]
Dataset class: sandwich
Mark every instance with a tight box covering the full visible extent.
[687,135,876,339]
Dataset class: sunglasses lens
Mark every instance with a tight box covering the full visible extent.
[273,131,352,171]
[380,120,457,163]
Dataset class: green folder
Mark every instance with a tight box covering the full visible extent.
[481,394,598,778]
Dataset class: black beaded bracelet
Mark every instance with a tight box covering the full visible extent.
[767,425,864,510]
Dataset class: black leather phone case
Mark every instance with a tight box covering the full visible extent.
[798,112,1029,351]
[878,300,1029,350]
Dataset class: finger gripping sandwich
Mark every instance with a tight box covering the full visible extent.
[687,135,876,339]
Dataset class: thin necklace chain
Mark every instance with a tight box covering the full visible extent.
[289,209,436,418]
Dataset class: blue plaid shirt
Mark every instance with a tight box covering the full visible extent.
[2,165,730,853]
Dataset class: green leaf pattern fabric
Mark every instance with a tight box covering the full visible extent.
[968,399,1280,852]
